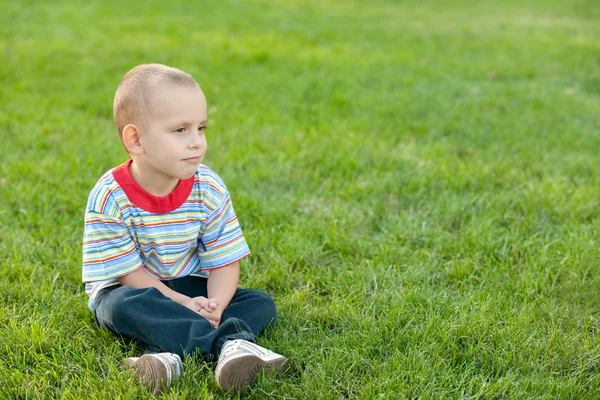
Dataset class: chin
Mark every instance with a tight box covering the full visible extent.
[180,171,197,180]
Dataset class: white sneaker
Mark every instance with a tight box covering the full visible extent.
[215,339,288,394]
[122,352,183,394]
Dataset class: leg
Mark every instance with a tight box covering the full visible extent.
[221,288,278,335]
[156,277,286,394]
[92,285,254,359]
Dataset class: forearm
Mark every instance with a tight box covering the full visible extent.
[118,267,190,305]
[206,262,239,310]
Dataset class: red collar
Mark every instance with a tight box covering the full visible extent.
[112,159,195,214]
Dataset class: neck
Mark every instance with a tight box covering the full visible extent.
[129,159,179,197]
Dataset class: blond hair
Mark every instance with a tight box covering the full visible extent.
[113,64,198,138]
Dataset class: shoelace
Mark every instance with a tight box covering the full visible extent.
[221,340,243,356]
[222,340,273,357]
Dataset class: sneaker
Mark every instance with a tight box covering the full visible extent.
[122,352,183,394]
[215,339,288,394]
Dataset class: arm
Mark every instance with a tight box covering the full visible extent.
[199,261,240,326]
[118,267,210,313]
[118,267,189,304]
[207,261,239,309]
[196,178,248,326]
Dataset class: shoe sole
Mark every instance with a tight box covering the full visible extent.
[124,354,172,395]
[216,353,288,394]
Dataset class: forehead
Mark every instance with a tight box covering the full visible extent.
[145,83,207,122]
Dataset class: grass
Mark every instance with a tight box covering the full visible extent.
[1,0,600,398]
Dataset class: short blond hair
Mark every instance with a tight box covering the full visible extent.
[113,64,199,138]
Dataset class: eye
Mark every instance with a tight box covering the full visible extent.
[174,127,187,134]
[198,126,207,133]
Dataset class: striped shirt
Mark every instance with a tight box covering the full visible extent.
[82,159,250,308]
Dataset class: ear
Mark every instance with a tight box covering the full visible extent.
[122,124,144,155]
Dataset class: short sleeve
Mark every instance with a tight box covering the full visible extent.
[82,210,144,282]
[197,191,251,269]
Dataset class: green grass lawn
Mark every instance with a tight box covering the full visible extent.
[1,0,600,398]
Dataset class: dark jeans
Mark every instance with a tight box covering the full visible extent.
[90,276,277,359]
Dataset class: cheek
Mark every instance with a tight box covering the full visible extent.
[149,140,178,160]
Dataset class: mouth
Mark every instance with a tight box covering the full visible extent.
[183,156,203,163]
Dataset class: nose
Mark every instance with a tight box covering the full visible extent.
[188,131,204,150]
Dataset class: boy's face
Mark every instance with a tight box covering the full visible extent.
[137,83,208,181]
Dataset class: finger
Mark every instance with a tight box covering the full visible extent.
[201,311,220,327]
[196,297,213,310]
[199,298,217,311]
[198,304,217,315]
[194,298,209,311]
[199,309,216,326]
[199,308,216,320]
[201,312,217,327]
[208,316,220,328]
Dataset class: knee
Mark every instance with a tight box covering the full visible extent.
[254,290,278,325]
[94,285,139,331]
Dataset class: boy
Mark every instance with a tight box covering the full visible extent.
[82,64,287,395]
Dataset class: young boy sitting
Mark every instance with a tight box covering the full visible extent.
[82,63,287,395]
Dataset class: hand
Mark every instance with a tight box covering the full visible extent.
[181,296,211,314]
[199,298,223,328]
